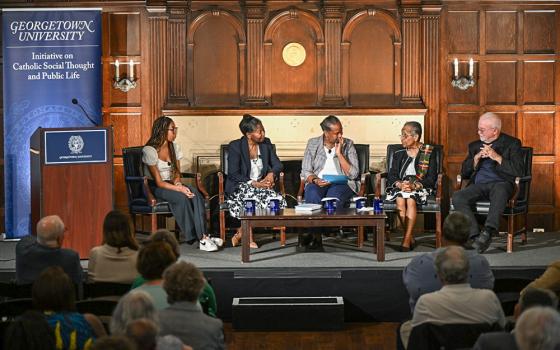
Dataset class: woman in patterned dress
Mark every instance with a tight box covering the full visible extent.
[225,114,285,248]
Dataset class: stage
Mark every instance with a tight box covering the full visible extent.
[0,230,557,322]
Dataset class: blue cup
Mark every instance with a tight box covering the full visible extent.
[269,198,280,212]
[354,197,366,210]
[373,198,383,213]
[244,198,256,214]
[323,199,336,213]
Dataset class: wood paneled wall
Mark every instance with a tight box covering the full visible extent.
[441,4,560,213]
[0,0,559,231]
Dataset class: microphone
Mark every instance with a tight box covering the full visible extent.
[71,98,98,126]
[328,149,332,154]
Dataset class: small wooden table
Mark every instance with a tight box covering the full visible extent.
[239,208,387,263]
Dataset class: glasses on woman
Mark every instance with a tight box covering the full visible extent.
[168,127,178,133]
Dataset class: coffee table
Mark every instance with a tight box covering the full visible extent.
[239,208,387,263]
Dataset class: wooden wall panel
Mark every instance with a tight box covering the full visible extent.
[521,112,555,155]
[485,11,517,54]
[531,163,555,205]
[495,112,517,136]
[486,61,516,104]
[523,10,556,54]
[446,112,479,156]
[348,17,396,105]
[447,11,479,54]
[268,16,320,106]
[192,17,241,106]
[523,61,555,104]
[109,13,141,56]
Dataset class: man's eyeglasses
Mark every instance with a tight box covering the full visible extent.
[477,127,495,133]
[168,127,178,133]
[399,133,413,139]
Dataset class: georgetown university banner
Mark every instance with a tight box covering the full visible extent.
[2,9,101,238]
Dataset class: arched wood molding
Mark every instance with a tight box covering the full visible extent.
[186,9,247,105]
[263,8,325,105]
[341,8,402,105]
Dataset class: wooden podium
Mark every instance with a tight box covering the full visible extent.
[30,127,113,258]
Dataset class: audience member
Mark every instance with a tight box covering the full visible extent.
[88,210,139,283]
[110,290,159,336]
[157,335,193,350]
[32,266,106,349]
[16,215,83,285]
[515,307,560,350]
[3,310,56,350]
[401,246,505,348]
[90,336,136,350]
[131,230,218,317]
[472,288,559,349]
[133,241,177,310]
[403,212,494,311]
[159,261,225,350]
[125,319,158,350]
[521,259,560,297]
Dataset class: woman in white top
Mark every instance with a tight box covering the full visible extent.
[142,116,220,252]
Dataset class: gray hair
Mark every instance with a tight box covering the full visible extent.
[157,335,185,350]
[479,112,502,131]
[519,288,559,314]
[36,215,65,247]
[320,115,341,132]
[434,246,469,284]
[110,290,159,335]
[403,121,422,140]
[515,306,560,350]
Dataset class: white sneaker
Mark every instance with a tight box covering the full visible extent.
[210,237,224,248]
[199,238,218,252]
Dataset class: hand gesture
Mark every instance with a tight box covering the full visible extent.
[479,144,502,163]
[260,172,275,189]
[335,136,344,156]
[400,180,413,192]
[178,184,195,198]
[315,178,330,187]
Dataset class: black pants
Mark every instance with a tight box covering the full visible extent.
[452,181,513,238]
[152,185,207,242]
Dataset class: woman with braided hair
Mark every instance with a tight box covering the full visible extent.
[385,122,438,251]
[142,116,221,252]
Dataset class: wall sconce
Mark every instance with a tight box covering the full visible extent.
[112,59,138,92]
[451,58,475,91]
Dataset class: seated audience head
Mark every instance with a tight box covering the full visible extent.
[434,246,470,285]
[3,310,56,350]
[137,241,176,281]
[157,335,191,350]
[515,306,560,350]
[110,290,159,335]
[162,261,205,304]
[400,121,422,144]
[442,212,471,247]
[125,318,158,350]
[478,112,502,143]
[103,210,139,252]
[36,215,65,248]
[91,336,136,350]
[32,266,76,312]
[149,229,180,259]
[517,288,559,316]
[239,114,265,143]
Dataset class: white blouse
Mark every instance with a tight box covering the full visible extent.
[249,148,263,181]
[142,143,184,181]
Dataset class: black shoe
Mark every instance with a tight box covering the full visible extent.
[298,233,313,247]
[306,239,325,252]
[397,240,417,253]
[473,228,493,253]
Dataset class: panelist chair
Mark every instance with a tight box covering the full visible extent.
[451,146,533,253]
[217,144,286,245]
[375,144,445,247]
[122,146,210,234]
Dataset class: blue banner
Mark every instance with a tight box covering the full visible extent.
[3,9,102,238]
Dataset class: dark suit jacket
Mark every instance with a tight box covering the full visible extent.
[159,301,225,350]
[15,235,83,285]
[225,136,283,194]
[387,146,439,190]
[472,332,518,350]
[461,133,524,184]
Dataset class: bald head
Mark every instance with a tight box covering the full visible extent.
[36,215,65,247]
[478,112,502,143]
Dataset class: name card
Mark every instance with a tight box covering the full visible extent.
[45,129,107,165]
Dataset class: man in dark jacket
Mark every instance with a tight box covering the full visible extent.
[452,112,524,253]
